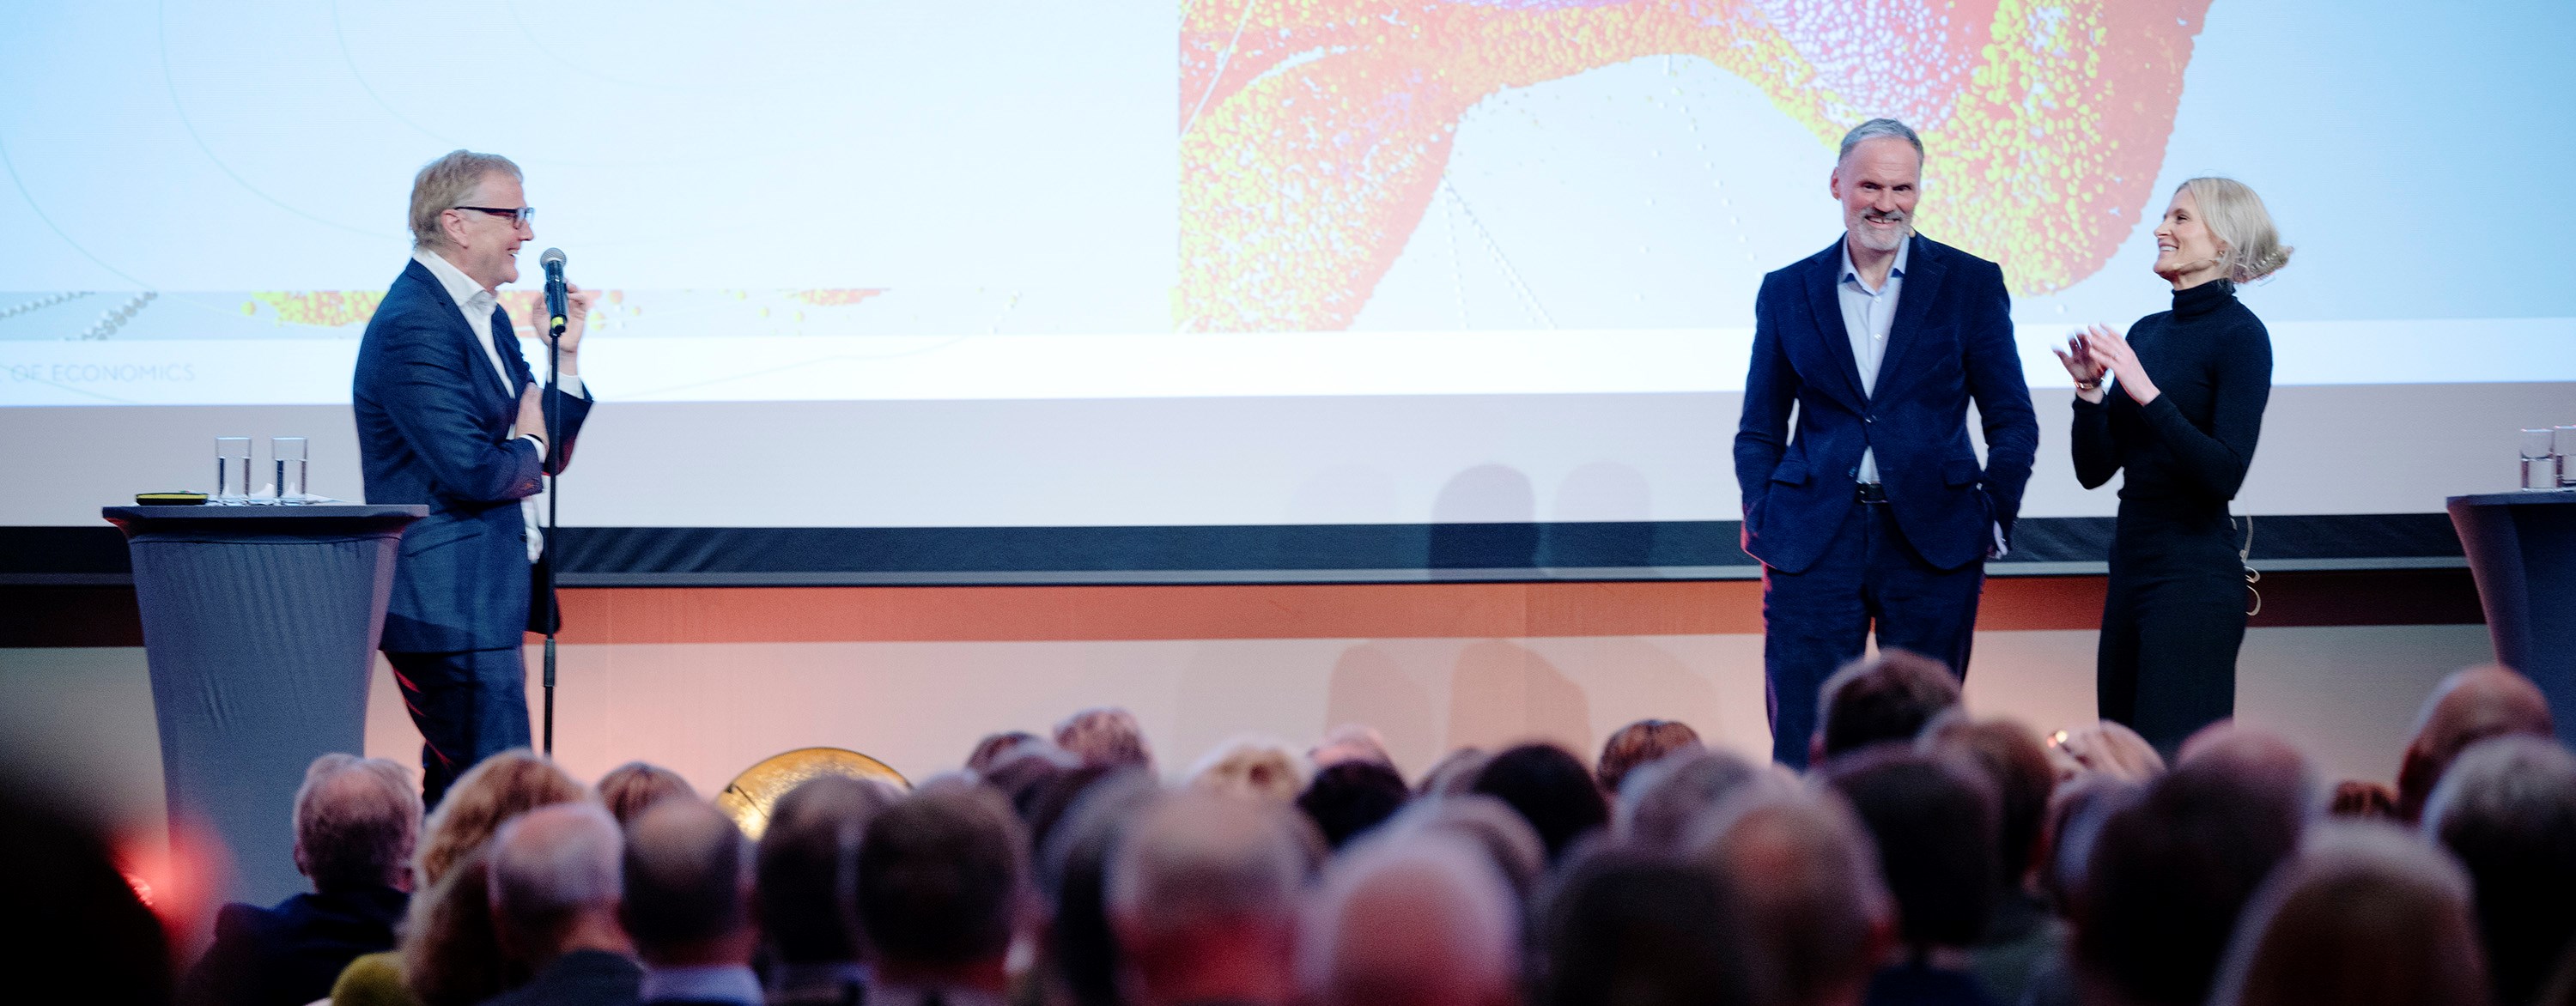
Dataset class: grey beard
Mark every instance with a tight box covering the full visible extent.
[1850,219,1910,252]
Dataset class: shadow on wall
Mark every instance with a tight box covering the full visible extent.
[1449,639,1593,757]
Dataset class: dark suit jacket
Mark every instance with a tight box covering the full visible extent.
[354,258,592,652]
[481,948,643,1006]
[178,886,408,1006]
[1734,233,2038,573]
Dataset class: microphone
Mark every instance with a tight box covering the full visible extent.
[539,247,568,336]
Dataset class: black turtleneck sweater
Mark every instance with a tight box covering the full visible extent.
[2072,279,2273,503]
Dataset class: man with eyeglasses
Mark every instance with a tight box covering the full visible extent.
[352,149,598,806]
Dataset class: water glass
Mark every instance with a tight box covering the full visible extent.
[272,437,308,503]
[2558,426,2576,489]
[215,437,252,503]
[2524,429,2561,491]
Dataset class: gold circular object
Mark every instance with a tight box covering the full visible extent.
[713,747,910,840]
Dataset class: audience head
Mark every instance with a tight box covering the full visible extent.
[1824,748,1998,951]
[1108,791,1318,1006]
[1387,794,1549,903]
[2397,665,2555,822]
[1036,769,1164,1006]
[1188,735,1313,804]
[1536,849,1767,1006]
[2330,779,2397,820]
[1595,719,1703,795]
[292,753,422,894]
[1298,759,1413,850]
[1612,748,1770,853]
[2076,748,2310,1006]
[859,784,1030,984]
[1057,707,1154,771]
[1814,649,1961,763]
[1417,747,1492,798]
[1312,724,1398,772]
[417,749,586,888]
[1469,742,1610,862]
[621,797,752,967]
[2423,735,2576,1006]
[967,730,1044,776]
[1696,789,1893,1006]
[595,761,696,827]
[756,775,900,967]
[2038,773,2140,914]
[485,802,627,967]
[2207,823,2485,1006]
[1302,833,1520,1006]
[2175,723,2322,814]
[2045,719,2166,783]
[1923,716,2056,885]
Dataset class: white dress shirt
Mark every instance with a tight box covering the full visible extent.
[1836,237,1906,485]
[412,248,586,562]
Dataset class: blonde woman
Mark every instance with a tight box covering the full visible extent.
[2054,177,2292,754]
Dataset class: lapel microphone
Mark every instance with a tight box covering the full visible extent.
[539,247,569,336]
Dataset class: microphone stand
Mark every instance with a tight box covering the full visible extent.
[543,313,562,757]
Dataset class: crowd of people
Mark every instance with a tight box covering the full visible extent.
[31,655,2576,1006]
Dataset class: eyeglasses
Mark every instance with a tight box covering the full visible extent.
[453,205,535,225]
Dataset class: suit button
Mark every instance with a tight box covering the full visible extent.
[1864,415,1874,423]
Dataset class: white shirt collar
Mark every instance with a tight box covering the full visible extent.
[1838,233,1911,293]
[412,246,495,311]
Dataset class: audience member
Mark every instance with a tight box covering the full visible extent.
[860,785,1030,1006]
[0,772,173,1006]
[2423,735,2576,1006]
[1107,791,1317,1006]
[1056,707,1155,771]
[1923,717,2061,1003]
[1824,749,2004,1006]
[1469,742,1610,862]
[2206,823,2487,1006]
[2043,720,2165,783]
[1417,748,1492,798]
[1188,735,1312,804]
[966,731,1043,776]
[373,750,588,1006]
[1697,790,1893,1006]
[2075,747,2308,1006]
[1311,724,1399,773]
[1298,759,1412,850]
[2396,665,2555,823]
[481,803,639,1006]
[2330,779,2398,820]
[979,742,1083,826]
[1595,719,1704,796]
[1536,849,1768,1006]
[1386,793,1550,902]
[1301,833,1520,1006]
[1035,769,1162,1006]
[756,776,900,1006]
[185,754,422,1006]
[1612,748,1771,852]
[596,763,696,828]
[1815,650,1963,765]
[623,798,758,1006]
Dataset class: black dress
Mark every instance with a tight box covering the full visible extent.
[2072,279,2273,752]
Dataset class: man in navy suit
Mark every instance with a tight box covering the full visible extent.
[354,149,596,805]
[1735,119,2038,768]
[179,754,419,1006]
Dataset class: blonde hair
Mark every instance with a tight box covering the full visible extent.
[1187,735,1313,803]
[416,749,587,887]
[2180,177,2293,283]
[409,149,522,250]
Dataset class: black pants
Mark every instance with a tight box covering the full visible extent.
[2096,499,2248,754]
[1763,500,1984,767]
[386,646,532,808]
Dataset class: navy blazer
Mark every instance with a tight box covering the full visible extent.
[354,258,592,652]
[1734,233,2038,573]
[178,886,408,1006]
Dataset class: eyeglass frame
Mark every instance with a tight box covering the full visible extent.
[452,205,536,225]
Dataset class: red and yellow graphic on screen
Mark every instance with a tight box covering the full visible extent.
[1178,0,2212,332]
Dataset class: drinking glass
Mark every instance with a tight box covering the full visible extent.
[215,437,252,503]
[2524,429,2561,491]
[272,437,308,503]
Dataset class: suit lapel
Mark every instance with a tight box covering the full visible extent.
[1801,237,1868,409]
[1874,234,1947,401]
[403,260,516,407]
[493,305,531,394]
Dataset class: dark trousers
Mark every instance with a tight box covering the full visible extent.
[386,646,532,808]
[2097,500,2247,755]
[1762,500,1984,767]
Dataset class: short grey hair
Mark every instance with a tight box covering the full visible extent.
[1300,832,1519,1004]
[409,149,522,250]
[1107,791,1315,939]
[1837,118,1923,167]
[1694,789,1894,1006]
[2178,177,2293,283]
[486,803,623,943]
[294,753,422,891]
